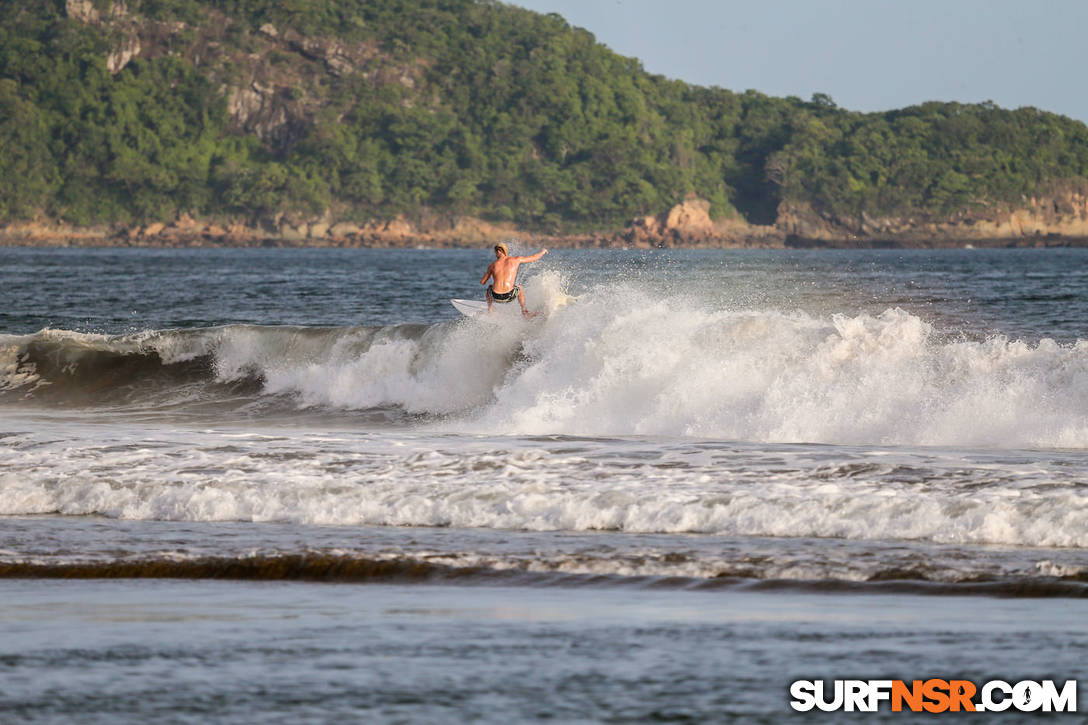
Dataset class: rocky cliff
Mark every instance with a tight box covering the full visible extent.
[62,0,415,152]
[10,191,1087,248]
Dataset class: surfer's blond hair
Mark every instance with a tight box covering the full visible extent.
[494,243,509,255]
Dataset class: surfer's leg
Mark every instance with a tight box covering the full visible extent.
[517,286,535,318]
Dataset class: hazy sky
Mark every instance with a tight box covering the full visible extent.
[510,0,1088,124]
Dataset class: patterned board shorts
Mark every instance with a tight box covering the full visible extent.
[489,285,520,303]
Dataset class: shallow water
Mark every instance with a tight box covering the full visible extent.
[3,580,1086,723]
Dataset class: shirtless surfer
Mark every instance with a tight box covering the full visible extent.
[480,243,548,318]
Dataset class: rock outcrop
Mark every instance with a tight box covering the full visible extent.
[106,33,142,74]
[619,198,784,248]
[664,198,714,235]
[777,186,1088,247]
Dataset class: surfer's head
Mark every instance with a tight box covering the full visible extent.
[494,243,508,258]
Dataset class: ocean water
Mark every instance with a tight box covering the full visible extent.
[2,246,1087,721]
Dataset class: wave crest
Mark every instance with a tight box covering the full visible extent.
[2,288,1087,447]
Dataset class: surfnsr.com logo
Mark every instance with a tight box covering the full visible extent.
[790,679,1078,713]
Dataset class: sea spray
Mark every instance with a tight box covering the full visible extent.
[478,286,1088,448]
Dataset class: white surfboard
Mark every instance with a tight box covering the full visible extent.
[451,298,524,318]
[451,293,577,319]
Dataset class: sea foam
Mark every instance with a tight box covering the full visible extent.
[2,428,1086,548]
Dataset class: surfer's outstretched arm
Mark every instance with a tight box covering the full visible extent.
[517,248,548,263]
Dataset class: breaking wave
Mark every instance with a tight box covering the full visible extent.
[2,280,1087,448]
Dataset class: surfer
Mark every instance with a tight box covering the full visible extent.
[480,243,548,318]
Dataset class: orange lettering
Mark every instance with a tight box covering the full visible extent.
[892,680,924,712]
[948,680,976,712]
[922,679,951,713]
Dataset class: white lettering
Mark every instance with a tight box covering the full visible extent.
[844,680,869,712]
[1040,680,1078,713]
[868,680,893,711]
[815,680,844,712]
[981,680,1012,712]
[789,681,816,712]
[1014,680,1043,712]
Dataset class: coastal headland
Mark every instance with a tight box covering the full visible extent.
[3,1,1088,249]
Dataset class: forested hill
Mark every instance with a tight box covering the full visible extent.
[4,0,1088,236]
